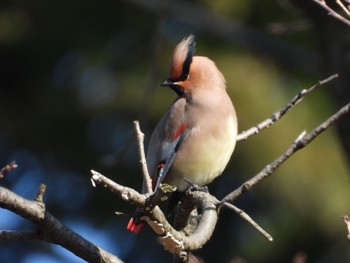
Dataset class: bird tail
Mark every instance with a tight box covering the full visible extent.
[127,216,143,234]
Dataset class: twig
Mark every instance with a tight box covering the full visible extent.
[343,215,350,241]
[0,161,18,179]
[222,202,273,241]
[336,0,350,16]
[91,170,146,206]
[35,183,47,203]
[312,0,350,27]
[133,121,153,193]
[224,101,350,204]
[33,183,47,213]
[237,74,338,141]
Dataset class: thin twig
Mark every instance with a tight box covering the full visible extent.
[237,74,338,141]
[0,161,18,179]
[91,170,146,206]
[336,0,350,16]
[312,0,350,26]
[224,101,350,204]
[34,183,47,215]
[35,183,47,203]
[133,120,152,193]
[222,202,273,241]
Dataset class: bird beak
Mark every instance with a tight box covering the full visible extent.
[161,79,173,87]
[161,79,184,96]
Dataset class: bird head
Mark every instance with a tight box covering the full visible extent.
[161,35,226,96]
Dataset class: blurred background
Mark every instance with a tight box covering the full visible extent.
[1,0,350,262]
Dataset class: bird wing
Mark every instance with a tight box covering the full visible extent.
[146,97,189,190]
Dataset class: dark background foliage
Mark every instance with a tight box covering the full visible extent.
[1,0,350,262]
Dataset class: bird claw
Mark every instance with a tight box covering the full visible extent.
[191,185,209,193]
[184,178,208,193]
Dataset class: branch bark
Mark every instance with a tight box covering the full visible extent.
[0,185,124,263]
[91,171,218,254]
[133,120,153,193]
[0,161,17,179]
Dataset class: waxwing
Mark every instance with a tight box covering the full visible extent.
[127,35,237,233]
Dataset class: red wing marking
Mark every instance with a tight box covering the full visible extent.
[171,122,187,140]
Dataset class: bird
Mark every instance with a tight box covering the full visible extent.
[127,35,237,233]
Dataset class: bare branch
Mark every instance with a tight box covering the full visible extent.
[34,183,47,204]
[133,120,153,193]
[237,74,338,141]
[222,202,273,241]
[312,0,350,26]
[0,161,17,179]
[336,0,350,16]
[92,169,275,253]
[91,170,146,206]
[91,170,218,253]
[224,101,350,204]
[0,186,123,263]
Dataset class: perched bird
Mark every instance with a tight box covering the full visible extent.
[127,35,237,233]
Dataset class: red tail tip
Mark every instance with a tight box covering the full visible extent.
[127,218,143,234]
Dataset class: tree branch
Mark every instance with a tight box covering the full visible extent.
[133,120,153,193]
[336,0,350,16]
[0,185,124,263]
[91,171,218,253]
[223,101,350,204]
[222,202,273,241]
[237,74,338,141]
[311,0,350,26]
[0,161,17,179]
[91,170,146,207]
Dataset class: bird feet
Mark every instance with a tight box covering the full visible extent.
[184,178,209,193]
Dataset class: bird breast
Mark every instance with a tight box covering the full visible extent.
[165,97,237,191]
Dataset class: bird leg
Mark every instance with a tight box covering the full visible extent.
[183,178,209,193]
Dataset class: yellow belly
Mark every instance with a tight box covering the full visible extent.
[165,117,237,191]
